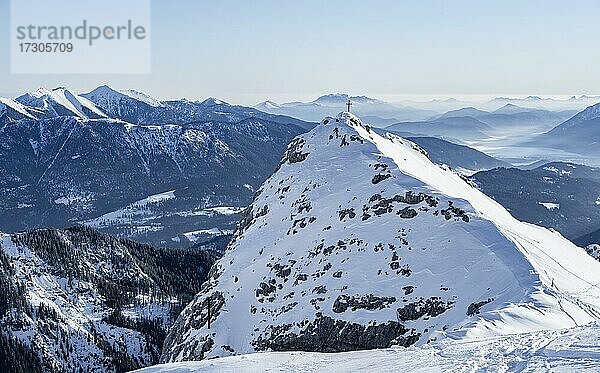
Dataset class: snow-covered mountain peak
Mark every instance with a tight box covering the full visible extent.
[31,86,53,98]
[322,111,362,125]
[14,86,107,119]
[314,93,350,105]
[199,97,228,106]
[0,96,37,120]
[120,89,165,107]
[86,84,118,96]
[161,113,600,362]
[83,85,164,108]
[16,87,51,106]
[260,100,281,109]
[314,94,381,107]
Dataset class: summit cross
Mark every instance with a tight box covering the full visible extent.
[346,99,352,113]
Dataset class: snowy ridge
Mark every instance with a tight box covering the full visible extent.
[120,89,166,107]
[51,87,108,118]
[0,102,307,248]
[161,112,600,363]
[348,111,600,335]
[14,87,108,119]
[557,102,600,130]
[80,85,161,117]
[353,111,600,295]
[0,97,37,119]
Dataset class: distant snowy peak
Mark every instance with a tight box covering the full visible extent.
[14,86,107,119]
[491,96,548,103]
[488,95,600,111]
[82,84,121,100]
[492,103,529,114]
[120,89,166,107]
[439,107,489,118]
[314,93,380,106]
[0,96,37,120]
[199,97,228,106]
[54,87,108,118]
[255,100,281,110]
[82,85,164,109]
[313,93,350,106]
[161,111,600,363]
[525,95,547,101]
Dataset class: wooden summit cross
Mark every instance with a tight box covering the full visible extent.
[346,99,352,112]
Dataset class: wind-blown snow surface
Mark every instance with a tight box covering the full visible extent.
[138,323,600,372]
[160,113,600,363]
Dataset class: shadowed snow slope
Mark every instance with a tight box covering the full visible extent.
[137,323,600,372]
[161,112,600,363]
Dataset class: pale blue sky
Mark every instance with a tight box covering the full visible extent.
[1,0,599,104]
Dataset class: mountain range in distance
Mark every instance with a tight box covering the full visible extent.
[386,104,575,143]
[256,92,600,167]
[255,94,438,125]
[0,86,313,249]
[397,94,600,113]
[389,103,600,168]
[1,86,599,249]
[255,93,599,126]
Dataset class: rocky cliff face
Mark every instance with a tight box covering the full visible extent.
[160,113,600,362]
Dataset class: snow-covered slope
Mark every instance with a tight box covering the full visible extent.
[472,162,600,242]
[403,136,511,174]
[0,97,37,120]
[138,323,600,372]
[0,226,218,372]
[121,89,166,107]
[81,85,165,122]
[15,87,107,119]
[161,112,600,363]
